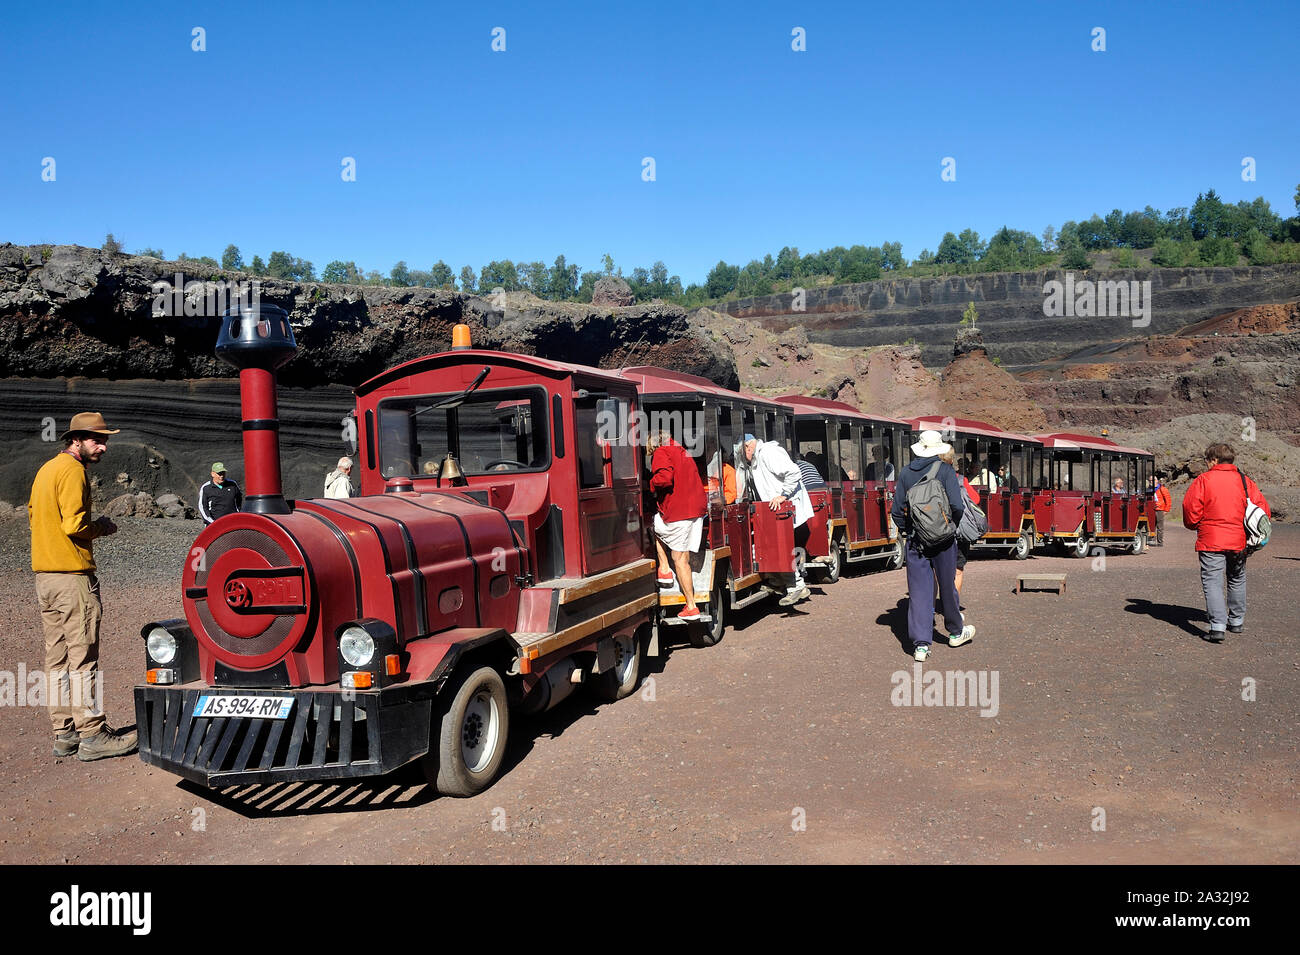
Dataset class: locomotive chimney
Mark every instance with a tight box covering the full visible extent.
[215,304,297,515]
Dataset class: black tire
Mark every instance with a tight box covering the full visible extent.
[887,538,905,571]
[690,581,727,648]
[1130,529,1147,555]
[423,665,509,797]
[592,628,642,702]
[1011,530,1032,560]
[822,540,843,583]
[1072,534,1091,559]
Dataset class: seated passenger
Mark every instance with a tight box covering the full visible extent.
[797,454,827,491]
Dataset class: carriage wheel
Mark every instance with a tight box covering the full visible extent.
[1130,529,1148,555]
[1072,534,1092,559]
[593,627,643,702]
[1010,529,1033,560]
[423,665,509,797]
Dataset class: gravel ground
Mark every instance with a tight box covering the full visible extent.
[0,514,1296,864]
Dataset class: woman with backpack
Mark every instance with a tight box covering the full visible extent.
[1181,443,1271,642]
[890,430,976,662]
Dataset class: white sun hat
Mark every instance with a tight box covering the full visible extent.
[910,429,953,458]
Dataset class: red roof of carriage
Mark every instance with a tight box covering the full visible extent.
[776,394,910,426]
[356,348,632,397]
[1036,432,1152,456]
[620,365,791,411]
[908,415,1043,445]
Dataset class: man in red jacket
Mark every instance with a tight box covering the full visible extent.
[1182,443,1270,642]
[649,431,708,620]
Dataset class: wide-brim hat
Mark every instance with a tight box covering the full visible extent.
[59,412,120,442]
[910,429,952,458]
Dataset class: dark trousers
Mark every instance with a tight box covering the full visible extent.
[1155,510,1166,544]
[905,538,961,647]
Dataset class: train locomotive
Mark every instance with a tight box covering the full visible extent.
[133,304,1158,796]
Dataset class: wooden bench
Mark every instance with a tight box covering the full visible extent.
[1016,573,1067,595]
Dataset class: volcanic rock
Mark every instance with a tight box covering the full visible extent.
[104,492,162,518]
[592,276,634,307]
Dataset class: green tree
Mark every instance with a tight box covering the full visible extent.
[137,247,165,259]
[221,244,243,270]
[1059,242,1092,270]
[102,233,122,253]
[960,301,978,325]
[479,260,519,292]
[429,261,455,289]
[547,254,578,299]
[601,253,616,276]
[389,261,412,286]
[250,255,266,275]
[322,260,360,283]
[1242,229,1276,265]
[1198,236,1238,267]
[706,260,739,298]
[518,261,548,295]
[459,265,477,293]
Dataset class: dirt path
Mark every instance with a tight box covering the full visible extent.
[1,517,1296,864]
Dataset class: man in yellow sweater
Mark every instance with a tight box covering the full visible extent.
[29,412,137,761]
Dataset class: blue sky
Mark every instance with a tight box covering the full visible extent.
[2,0,1296,285]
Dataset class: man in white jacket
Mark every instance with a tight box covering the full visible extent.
[739,434,813,606]
[324,457,354,498]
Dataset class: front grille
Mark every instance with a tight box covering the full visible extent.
[195,529,290,584]
[195,602,297,656]
[136,687,395,786]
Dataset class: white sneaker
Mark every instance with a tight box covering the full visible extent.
[913,643,931,662]
[949,624,975,647]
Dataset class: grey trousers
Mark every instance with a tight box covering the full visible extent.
[1199,550,1247,632]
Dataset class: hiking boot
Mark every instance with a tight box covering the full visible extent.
[1228,623,1243,634]
[77,726,138,762]
[913,643,931,662]
[949,624,976,647]
[52,730,79,758]
[1204,629,1226,643]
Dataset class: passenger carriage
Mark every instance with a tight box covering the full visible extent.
[620,366,810,647]
[907,416,1043,559]
[777,395,908,579]
[1033,432,1156,557]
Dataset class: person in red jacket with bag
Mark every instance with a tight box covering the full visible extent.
[1153,476,1172,546]
[1182,443,1270,642]
[648,431,708,620]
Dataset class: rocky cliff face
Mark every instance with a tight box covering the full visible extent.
[0,244,737,388]
[711,265,1300,367]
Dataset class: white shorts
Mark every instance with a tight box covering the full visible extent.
[654,514,704,554]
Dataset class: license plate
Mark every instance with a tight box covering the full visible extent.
[193,694,294,720]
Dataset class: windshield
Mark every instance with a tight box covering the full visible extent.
[378,387,550,478]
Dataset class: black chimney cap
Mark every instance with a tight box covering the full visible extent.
[215,304,298,370]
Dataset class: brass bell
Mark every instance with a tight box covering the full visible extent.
[438,452,467,486]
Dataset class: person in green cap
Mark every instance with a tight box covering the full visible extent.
[198,462,242,524]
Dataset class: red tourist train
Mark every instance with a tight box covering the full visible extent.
[134,306,1158,795]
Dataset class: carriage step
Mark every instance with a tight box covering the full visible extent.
[659,612,714,626]
[1016,573,1067,595]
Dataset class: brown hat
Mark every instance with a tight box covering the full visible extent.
[60,412,121,442]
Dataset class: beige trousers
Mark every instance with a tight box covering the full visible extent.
[36,572,106,738]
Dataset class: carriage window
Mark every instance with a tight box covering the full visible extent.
[378,387,549,478]
[575,400,605,489]
[837,423,860,481]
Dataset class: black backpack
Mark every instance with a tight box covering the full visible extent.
[905,461,957,548]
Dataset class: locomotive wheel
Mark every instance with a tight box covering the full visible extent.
[424,665,509,797]
[1071,534,1092,559]
[1130,529,1148,555]
[592,629,642,702]
[822,540,843,583]
[1010,530,1032,560]
[690,582,726,648]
